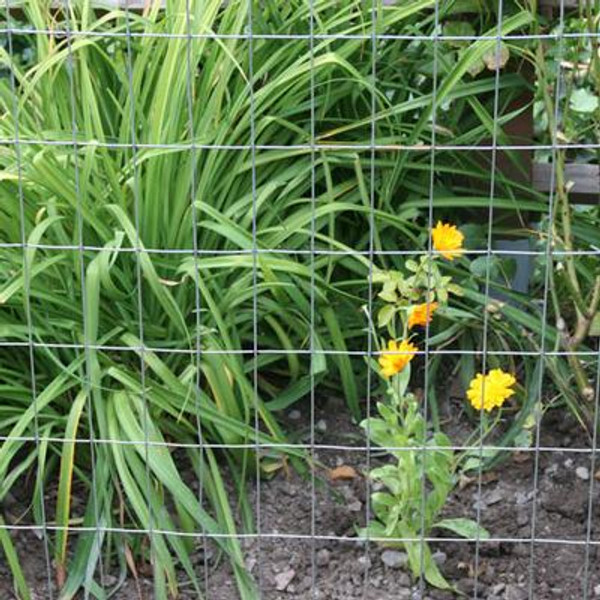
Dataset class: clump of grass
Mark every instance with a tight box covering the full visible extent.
[0,0,541,596]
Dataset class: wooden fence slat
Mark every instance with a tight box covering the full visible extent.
[532,163,600,203]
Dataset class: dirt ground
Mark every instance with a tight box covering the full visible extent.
[1,394,599,600]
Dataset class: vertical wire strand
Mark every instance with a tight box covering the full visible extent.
[122,2,156,587]
[418,1,441,595]
[362,1,378,597]
[2,2,55,597]
[582,339,600,599]
[247,0,263,595]
[527,2,566,598]
[183,0,210,593]
[472,2,506,597]
[62,2,106,592]
[308,0,317,597]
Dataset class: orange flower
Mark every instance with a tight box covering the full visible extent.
[378,339,418,378]
[432,221,464,260]
[408,302,439,329]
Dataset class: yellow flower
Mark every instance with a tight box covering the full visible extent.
[408,302,439,329]
[378,339,418,378]
[466,368,516,412]
[432,221,464,260]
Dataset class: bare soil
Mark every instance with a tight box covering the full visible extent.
[1,395,599,600]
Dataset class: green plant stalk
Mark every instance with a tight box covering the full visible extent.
[533,15,596,404]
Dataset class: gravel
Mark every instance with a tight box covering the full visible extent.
[381,550,409,569]
[315,548,331,567]
[274,568,296,591]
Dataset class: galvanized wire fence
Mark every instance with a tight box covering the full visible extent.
[0,1,599,599]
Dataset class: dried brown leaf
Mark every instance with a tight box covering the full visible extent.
[329,465,358,481]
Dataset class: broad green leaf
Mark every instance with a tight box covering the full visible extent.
[435,518,490,541]
[570,88,599,114]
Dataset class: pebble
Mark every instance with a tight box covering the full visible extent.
[348,500,363,512]
[564,458,574,469]
[316,419,327,433]
[576,466,590,480]
[513,543,530,557]
[428,589,454,599]
[456,578,487,595]
[298,576,312,592]
[516,510,529,526]
[594,584,600,597]
[280,481,298,497]
[491,583,506,595]
[357,555,371,572]
[274,568,296,591]
[288,409,301,420]
[504,583,528,600]
[514,490,534,505]
[316,548,331,567]
[432,550,447,566]
[485,488,504,505]
[381,549,409,569]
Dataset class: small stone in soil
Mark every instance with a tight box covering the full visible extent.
[274,568,296,591]
[485,488,504,505]
[428,590,454,600]
[381,549,409,569]
[456,578,487,595]
[348,500,362,512]
[504,583,528,600]
[316,419,327,433]
[516,510,529,526]
[514,490,534,505]
[432,550,447,566]
[357,555,371,572]
[594,584,600,597]
[288,409,301,420]
[512,543,530,557]
[315,548,331,567]
[575,466,590,480]
[472,499,486,511]
[491,583,506,595]
[299,576,312,592]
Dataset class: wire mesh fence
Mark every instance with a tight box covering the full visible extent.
[0,1,599,599]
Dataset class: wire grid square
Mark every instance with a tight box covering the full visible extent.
[0,0,599,599]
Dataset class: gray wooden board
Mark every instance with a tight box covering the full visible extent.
[533,163,600,202]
